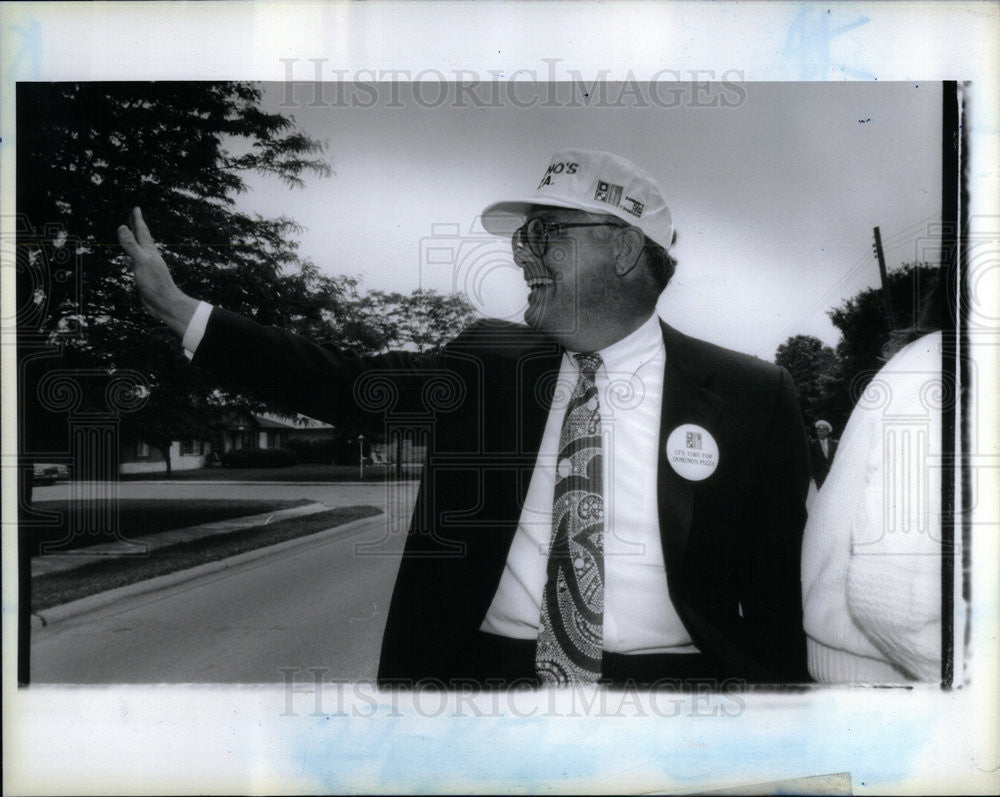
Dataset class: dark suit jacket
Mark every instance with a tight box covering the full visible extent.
[193,309,811,685]
[809,438,839,488]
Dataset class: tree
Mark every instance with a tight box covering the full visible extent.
[16,82,336,471]
[829,262,941,409]
[396,289,479,353]
[285,278,478,356]
[312,284,479,477]
[359,288,479,353]
[308,276,402,355]
[17,82,482,478]
[772,262,941,434]
[774,335,841,428]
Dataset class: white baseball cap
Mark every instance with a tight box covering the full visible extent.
[481,149,674,251]
[815,420,833,432]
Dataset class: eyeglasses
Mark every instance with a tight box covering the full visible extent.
[512,218,626,259]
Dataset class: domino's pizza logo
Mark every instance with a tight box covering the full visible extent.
[595,180,623,206]
[668,424,719,481]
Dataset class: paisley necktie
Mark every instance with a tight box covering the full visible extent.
[535,352,605,684]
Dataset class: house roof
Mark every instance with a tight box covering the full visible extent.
[255,412,334,430]
[253,416,296,429]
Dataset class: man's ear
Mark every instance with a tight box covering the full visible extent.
[613,227,645,277]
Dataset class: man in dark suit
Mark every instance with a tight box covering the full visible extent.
[119,149,811,687]
[809,420,839,489]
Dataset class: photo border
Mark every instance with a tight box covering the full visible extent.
[2,2,997,795]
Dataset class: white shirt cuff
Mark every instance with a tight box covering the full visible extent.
[182,301,214,361]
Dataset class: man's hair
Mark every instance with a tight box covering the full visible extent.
[643,230,678,293]
[589,213,677,295]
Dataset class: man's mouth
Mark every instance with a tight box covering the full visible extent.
[525,276,554,291]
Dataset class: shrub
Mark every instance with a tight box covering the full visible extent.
[285,437,338,464]
[221,447,298,468]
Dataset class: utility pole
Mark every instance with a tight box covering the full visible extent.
[872,226,897,328]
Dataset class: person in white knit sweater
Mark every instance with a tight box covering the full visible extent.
[801,331,944,683]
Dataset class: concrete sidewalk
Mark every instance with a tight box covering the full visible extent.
[31,502,332,578]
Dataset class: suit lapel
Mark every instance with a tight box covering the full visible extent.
[460,332,562,627]
[479,322,728,610]
[488,322,726,589]
[657,322,726,580]
[516,338,564,503]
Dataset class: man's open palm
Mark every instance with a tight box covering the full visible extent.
[118,207,198,335]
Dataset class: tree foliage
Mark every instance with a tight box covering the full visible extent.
[829,262,941,403]
[774,335,840,426]
[774,262,942,434]
[289,279,479,355]
[17,82,337,465]
[397,289,479,353]
[17,83,479,469]
[18,82,333,331]
[355,288,479,353]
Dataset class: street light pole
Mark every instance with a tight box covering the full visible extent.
[358,434,365,480]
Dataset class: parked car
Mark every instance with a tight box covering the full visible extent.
[31,463,69,486]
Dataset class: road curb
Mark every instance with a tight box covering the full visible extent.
[31,511,390,631]
[31,501,335,578]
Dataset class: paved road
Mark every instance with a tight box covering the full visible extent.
[30,485,417,683]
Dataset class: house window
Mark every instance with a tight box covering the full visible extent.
[136,441,149,458]
[180,439,202,456]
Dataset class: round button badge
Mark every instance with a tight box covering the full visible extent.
[666,424,719,481]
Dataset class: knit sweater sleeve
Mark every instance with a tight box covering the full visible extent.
[845,335,943,681]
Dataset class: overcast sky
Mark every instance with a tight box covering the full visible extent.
[234,81,943,360]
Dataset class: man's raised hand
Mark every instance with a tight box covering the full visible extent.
[117,207,199,336]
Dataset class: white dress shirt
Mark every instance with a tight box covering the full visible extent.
[183,305,695,654]
[181,300,213,359]
[480,313,696,654]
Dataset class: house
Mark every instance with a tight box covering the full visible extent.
[215,412,335,453]
[118,412,336,474]
[117,410,432,474]
[119,436,212,474]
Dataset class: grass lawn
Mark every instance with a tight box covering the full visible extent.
[32,504,383,611]
[119,463,423,483]
[24,498,313,557]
